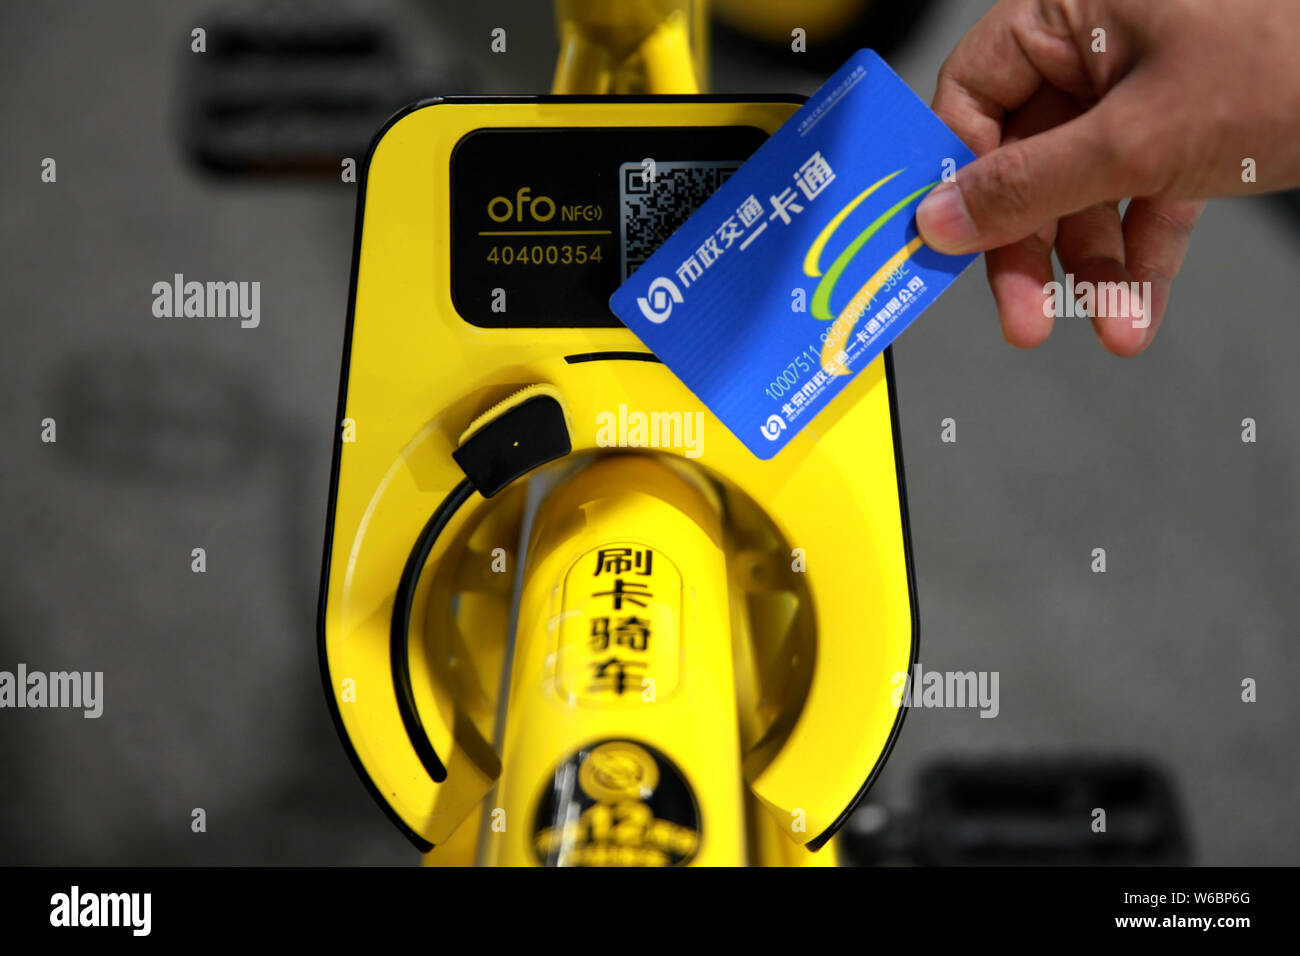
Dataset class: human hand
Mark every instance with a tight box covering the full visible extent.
[915,0,1300,355]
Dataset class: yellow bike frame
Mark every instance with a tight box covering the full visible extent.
[318,0,917,867]
[552,0,709,94]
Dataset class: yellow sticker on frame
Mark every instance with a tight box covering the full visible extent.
[555,543,682,704]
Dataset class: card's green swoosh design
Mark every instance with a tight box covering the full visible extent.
[808,178,938,321]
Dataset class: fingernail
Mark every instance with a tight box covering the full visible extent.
[917,182,978,252]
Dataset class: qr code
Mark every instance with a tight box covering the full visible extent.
[619,161,742,279]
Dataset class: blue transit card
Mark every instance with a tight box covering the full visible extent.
[609,49,978,459]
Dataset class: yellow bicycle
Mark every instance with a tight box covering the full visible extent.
[318,0,917,866]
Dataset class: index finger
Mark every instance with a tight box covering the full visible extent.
[931,0,1133,156]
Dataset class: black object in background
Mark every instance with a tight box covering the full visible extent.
[182,4,478,175]
[842,756,1188,866]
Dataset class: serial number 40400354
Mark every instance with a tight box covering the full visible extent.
[486,244,604,266]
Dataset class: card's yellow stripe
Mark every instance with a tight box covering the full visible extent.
[820,235,925,376]
[802,170,904,278]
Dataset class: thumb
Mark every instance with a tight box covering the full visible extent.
[917,105,1152,254]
